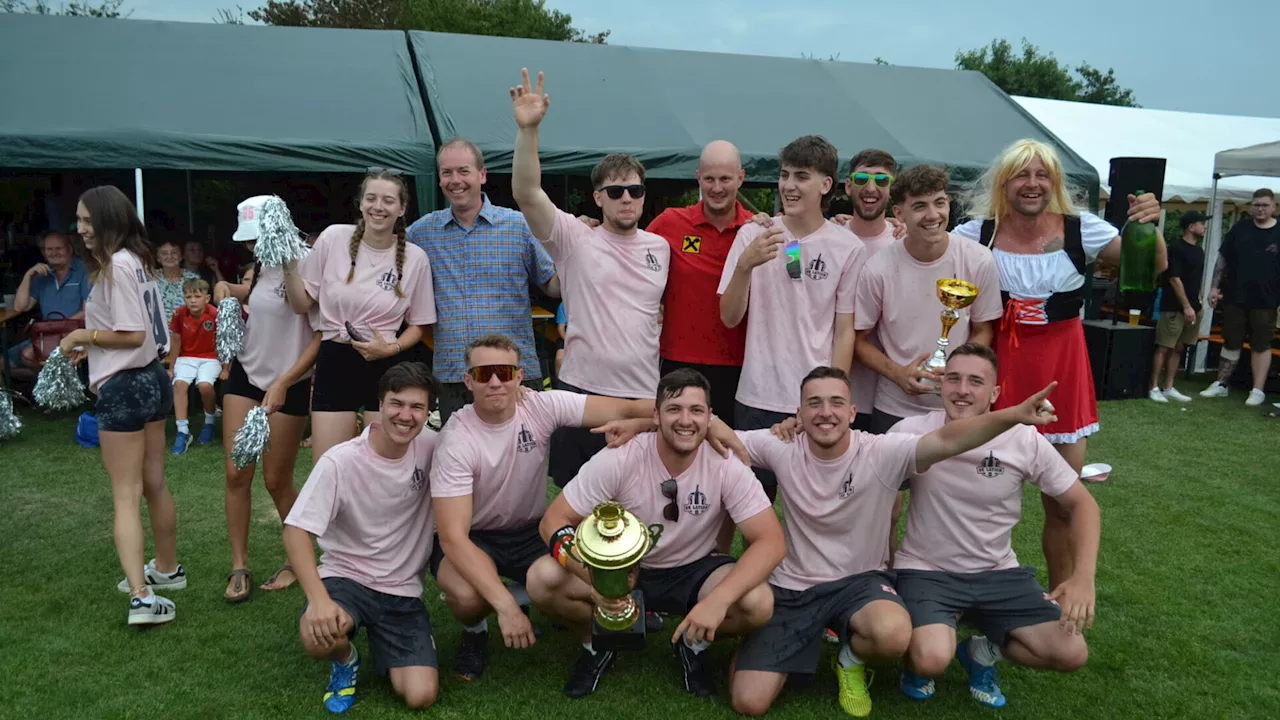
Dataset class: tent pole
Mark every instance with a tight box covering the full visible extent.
[1193,175,1221,373]
[186,170,194,234]
[134,168,145,222]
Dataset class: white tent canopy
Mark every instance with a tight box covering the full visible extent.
[1215,140,1280,178]
[1015,97,1280,204]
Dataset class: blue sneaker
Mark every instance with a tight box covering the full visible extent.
[171,432,191,455]
[899,668,936,700]
[197,423,214,445]
[323,651,360,714]
[957,638,1007,708]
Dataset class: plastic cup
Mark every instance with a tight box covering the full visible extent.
[1128,309,1141,327]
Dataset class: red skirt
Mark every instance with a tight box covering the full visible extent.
[992,315,1099,444]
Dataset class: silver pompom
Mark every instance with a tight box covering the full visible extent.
[34,347,87,411]
[253,196,309,267]
[229,405,270,469]
[216,297,245,364]
[0,392,21,440]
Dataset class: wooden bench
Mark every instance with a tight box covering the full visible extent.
[1197,333,1280,358]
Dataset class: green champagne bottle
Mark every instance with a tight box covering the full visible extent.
[1119,191,1158,292]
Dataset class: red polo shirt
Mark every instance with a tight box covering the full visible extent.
[647,201,753,366]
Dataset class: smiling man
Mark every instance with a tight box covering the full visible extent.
[409,137,560,426]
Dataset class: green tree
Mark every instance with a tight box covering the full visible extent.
[956,38,1139,107]
[0,0,126,15]
[243,0,609,42]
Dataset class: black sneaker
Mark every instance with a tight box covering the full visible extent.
[564,647,616,699]
[674,641,716,697]
[645,611,664,632]
[454,630,488,681]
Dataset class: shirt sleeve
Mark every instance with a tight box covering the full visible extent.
[404,248,437,326]
[544,209,591,265]
[1079,213,1120,264]
[1028,433,1078,498]
[109,258,147,332]
[871,433,921,490]
[734,429,783,470]
[835,242,865,315]
[168,307,182,334]
[721,458,775,524]
[284,455,342,536]
[524,218,557,287]
[970,249,1006,323]
[853,258,885,331]
[953,219,984,242]
[561,448,623,518]
[428,429,477,499]
[1165,245,1184,278]
[717,225,757,296]
[539,389,590,428]
[298,227,332,301]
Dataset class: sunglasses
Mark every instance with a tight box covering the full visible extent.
[600,184,646,200]
[661,478,679,522]
[785,241,802,281]
[466,364,520,383]
[367,166,406,176]
[850,172,894,188]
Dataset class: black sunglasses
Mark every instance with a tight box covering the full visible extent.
[367,166,406,176]
[466,364,520,383]
[600,184,646,200]
[661,478,679,522]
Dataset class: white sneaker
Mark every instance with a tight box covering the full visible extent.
[128,592,176,626]
[1162,387,1193,403]
[1200,382,1229,398]
[116,559,188,593]
[1245,389,1266,407]
[1147,388,1169,403]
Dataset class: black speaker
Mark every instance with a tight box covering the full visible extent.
[1104,157,1167,227]
[1082,319,1155,401]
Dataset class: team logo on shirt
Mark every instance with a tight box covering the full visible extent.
[644,250,663,272]
[804,253,828,281]
[647,523,665,550]
[839,472,856,499]
[976,452,1005,478]
[135,268,148,284]
[682,235,701,254]
[409,466,426,492]
[274,280,287,298]
[684,484,710,516]
[376,269,400,292]
[201,320,215,332]
[515,424,537,454]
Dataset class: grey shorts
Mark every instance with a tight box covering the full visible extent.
[734,401,792,495]
[1221,304,1277,354]
[303,577,438,674]
[95,360,173,432]
[428,521,545,585]
[895,567,1062,647]
[637,553,737,616]
[735,571,903,675]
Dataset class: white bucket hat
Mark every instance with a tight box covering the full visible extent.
[232,195,274,241]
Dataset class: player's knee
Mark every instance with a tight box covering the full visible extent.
[441,579,486,618]
[526,555,566,605]
[909,641,952,677]
[737,583,774,628]
[398,682,438,710]
[1051,636,1088,673]
[262,467,292,495]
[197,381,214,393]
[730,687,775,717]
[174,380,189,390]
[868,611,912,658]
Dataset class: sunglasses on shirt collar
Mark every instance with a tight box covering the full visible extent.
[661,478,679,522]
[849,171,894,188]
[785,241,802,280]
[599,184,647,200]
[466,364,520,383]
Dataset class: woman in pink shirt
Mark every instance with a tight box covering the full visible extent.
[214,196,321,602]
[283,170,437,462]
[58,186,186,627]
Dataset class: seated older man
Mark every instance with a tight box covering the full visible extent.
[4,230,91,384]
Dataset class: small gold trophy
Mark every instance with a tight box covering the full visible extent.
[575,501,652,652]
[918,278,979,393]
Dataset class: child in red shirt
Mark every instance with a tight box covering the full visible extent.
[164,278,226,452]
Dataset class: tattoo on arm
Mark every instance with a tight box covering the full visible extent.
[1212,256,1226,289]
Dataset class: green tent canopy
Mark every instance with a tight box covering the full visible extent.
[408,31,1097,192]
[0,14,435,176]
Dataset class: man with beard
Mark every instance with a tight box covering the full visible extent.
[509,69,670,488]
[528,369,783,700]
[893,344,1098,709]
[1149,211,1208,403]
[409,137,560,426]
[727,365,1060,718]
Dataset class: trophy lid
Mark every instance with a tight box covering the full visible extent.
[575,502,651,571]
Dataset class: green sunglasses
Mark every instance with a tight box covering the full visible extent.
[850,172,894,188]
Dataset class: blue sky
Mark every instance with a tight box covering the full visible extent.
[133,0,1277,118]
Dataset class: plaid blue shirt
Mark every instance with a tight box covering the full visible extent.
[409,195,556,382]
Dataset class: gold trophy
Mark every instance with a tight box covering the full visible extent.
[575,501,652,652]
[918,278,979,393]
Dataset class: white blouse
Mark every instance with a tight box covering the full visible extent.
[954,213,1119,301]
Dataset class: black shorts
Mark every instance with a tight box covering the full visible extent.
[303,577,438,674]
[733,402,792,495]
[223,358,311,418]
[1221,304,1278,354]
[736,571,903,675]
[637,553,736,616]
[895,567,1062,647]
[437,379,544,429]
[311,340,410,414]
[95,360,173,433]
[660,359,742,427]
[549,380,617,489]
[428,521,546,585]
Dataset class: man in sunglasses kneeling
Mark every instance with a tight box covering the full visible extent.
[529,368,784,699]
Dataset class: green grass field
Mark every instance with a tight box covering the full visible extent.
[2,376,1278,719]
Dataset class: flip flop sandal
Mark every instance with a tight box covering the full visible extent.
[225,568,252,604]
[261,564,296,591]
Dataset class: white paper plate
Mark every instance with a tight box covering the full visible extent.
[1081,463,1112,483]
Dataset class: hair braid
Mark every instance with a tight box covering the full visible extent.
[393,216,407,298]
[247,260,263,302]
[346,219,365,284]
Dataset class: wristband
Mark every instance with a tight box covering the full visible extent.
[549,525,577,569]
[91,330,99,346]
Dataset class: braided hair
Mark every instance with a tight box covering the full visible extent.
[248,260,263,300]
[346,169,410,298]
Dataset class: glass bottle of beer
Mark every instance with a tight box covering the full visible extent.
[1119,190,1158,292]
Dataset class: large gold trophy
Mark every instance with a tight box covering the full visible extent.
[575,501,652,651]
[918,278,979,393]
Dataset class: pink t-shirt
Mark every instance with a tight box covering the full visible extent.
[284,426,438,597]
[847,224,897,414]
[854,234,1003,418]
[238,264,316,390]
[85,250,166,394]
[298,224,437,343]
[717,220,864,413]
[545,210,668,398]
[562,432,771,569]
[430,390,588,531]
[891,411,1077,573]
[738,429,918,590]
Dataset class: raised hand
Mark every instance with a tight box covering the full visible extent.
[1126,192,1161,224]
[510,68,551,129]
[738,226,785,271]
